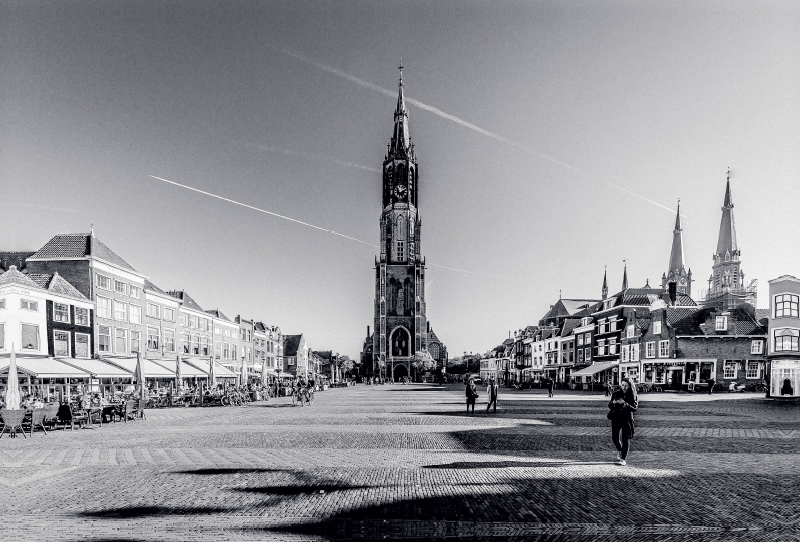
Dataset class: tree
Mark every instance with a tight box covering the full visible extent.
[411,350,436,379]
[333,355,354,383]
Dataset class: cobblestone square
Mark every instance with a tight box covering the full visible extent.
[1,385,798,541]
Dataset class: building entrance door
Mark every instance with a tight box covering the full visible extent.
[393,363,408,381]
[669,369,683,390]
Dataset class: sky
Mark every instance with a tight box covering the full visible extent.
[2,1,799,359]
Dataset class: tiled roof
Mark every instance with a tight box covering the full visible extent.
[283,335,303,357]
[666,307,699,325]
[29,234,137,272]
[144,279,168,296]
[0,266,41,290]
[560,318,582,337]
[313,350,333,361]
[167,290,204,313]
[755,309,770,326]
[205,309,232,322]
[254,321,267,332]
[47,273,87,299]
[0,252,35,272]
[673,307,767,336]
[635,318,650,331]
[428,328,442,344]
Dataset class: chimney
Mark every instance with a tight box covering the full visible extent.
[668,282,677,305]
[367,326,370,337]
[427,321,430,333]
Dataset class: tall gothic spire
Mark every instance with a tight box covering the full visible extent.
[622,260,628,290]
[389,60,411,158]
[668,200,686,273]
[715,169,738,258]
[602,267,608,300]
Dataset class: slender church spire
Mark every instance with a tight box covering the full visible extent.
[389,59,411,158]
[668,200,686,273]
[715,168,738,258]
[602,266,608,300]
[622,260,628,291]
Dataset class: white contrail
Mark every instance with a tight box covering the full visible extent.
[270,44,682,217]
[148,175,502,277]
[233,139,380,173]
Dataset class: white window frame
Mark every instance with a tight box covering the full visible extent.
[659,340,670,358]
[163,307,175,322]
[774,293,800,318]
[621,345,628,362]
[96,296,112,319]
[96,274,112,291]
[114,300,128,322]
[723,360,737,379]
[130,330,141,354]
[631,343,640,362]
[21,323,40,350]
[653,321,662,335]
[608,338,617,355]
[645,341,655,358]
[20,299,39,312]
[750,340,763,355]
[114,280,128,296]
[147,303,160,319]
[75,307,89,326]
[746,361,760,379]
[164,329,176,353]
[115,328,128,354]
[715,316,728,331]
[53,330,70,357]
[53,302,70,323]
[129,304,142,325]
[626,325,634,339]
[75,332,90,358]
[148,325,160,351]
[129,285,141,299]
[774,328,800,352]
[98,325,111,352]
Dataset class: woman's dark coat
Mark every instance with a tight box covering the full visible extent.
[607,388,638,438]
[466,382,478,402]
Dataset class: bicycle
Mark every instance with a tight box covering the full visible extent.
[753,382,767,393]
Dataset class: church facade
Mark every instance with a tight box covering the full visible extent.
[367,69,431,380]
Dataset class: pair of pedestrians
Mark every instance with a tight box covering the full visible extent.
[465,377,499,414]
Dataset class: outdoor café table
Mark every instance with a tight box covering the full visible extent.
[78,406,104,427]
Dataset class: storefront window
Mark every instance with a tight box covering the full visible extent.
[700,362,714,383]
[771,361,800,397]
[655,365,665,384]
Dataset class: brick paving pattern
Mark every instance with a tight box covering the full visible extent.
[0,384,798,541]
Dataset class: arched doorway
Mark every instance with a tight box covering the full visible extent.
[393,363,408,380]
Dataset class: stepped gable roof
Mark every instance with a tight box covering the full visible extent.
[0,252,35,272]
[205,309,231,322]
[0,266,42,290]
[283,335,302,357]
[167,290,204,313]
[29,234,137,272]
[560,318,582,337]
[144,279,168,296]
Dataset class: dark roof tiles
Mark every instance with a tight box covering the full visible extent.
[29,234,137,272]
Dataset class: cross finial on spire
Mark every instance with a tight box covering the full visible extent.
[398,58,403,85]
[90,223,94,236]
[727,167,730,182]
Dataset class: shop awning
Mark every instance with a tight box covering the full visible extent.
[0,356,90,378]
[100,356,175,378]
[58,358,133,378]
[571,363,617,377]
[183,358,238,378]
[154,357,207,378]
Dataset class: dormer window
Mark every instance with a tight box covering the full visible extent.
[653,321,662,335]
[626,325,634,339]
[715,316,728,331]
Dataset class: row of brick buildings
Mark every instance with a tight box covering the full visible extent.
[0,231,340,397]
[483,174,799,399]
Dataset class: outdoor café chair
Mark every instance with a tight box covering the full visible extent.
[123,400,136,423]
[134,399,146,420]
[43,404,60,429]
[25,408,48,436]
[57,404,87,431]
[0,409,28,438]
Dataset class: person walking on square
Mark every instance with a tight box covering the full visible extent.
[486,376,499,413]
[707,377,715,395]
[546,377,555,398]
[607,377,638,466]
[465,378,477,414]
[605,379,613,397]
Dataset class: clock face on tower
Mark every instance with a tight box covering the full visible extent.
[394,184,407,199]
[679,278,687,285]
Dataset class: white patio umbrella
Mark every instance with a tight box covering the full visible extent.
[208,356,216,387]
[4,345,21,410]
[260,357,267,385]
[240,355,246,387]
[134,351,146,401]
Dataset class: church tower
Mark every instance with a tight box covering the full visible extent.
[662,200,692,297]
[704,170,753,309]
[371,65,427,380]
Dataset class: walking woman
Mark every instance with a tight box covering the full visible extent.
[465,378,477,414]
[607,377,638,466]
